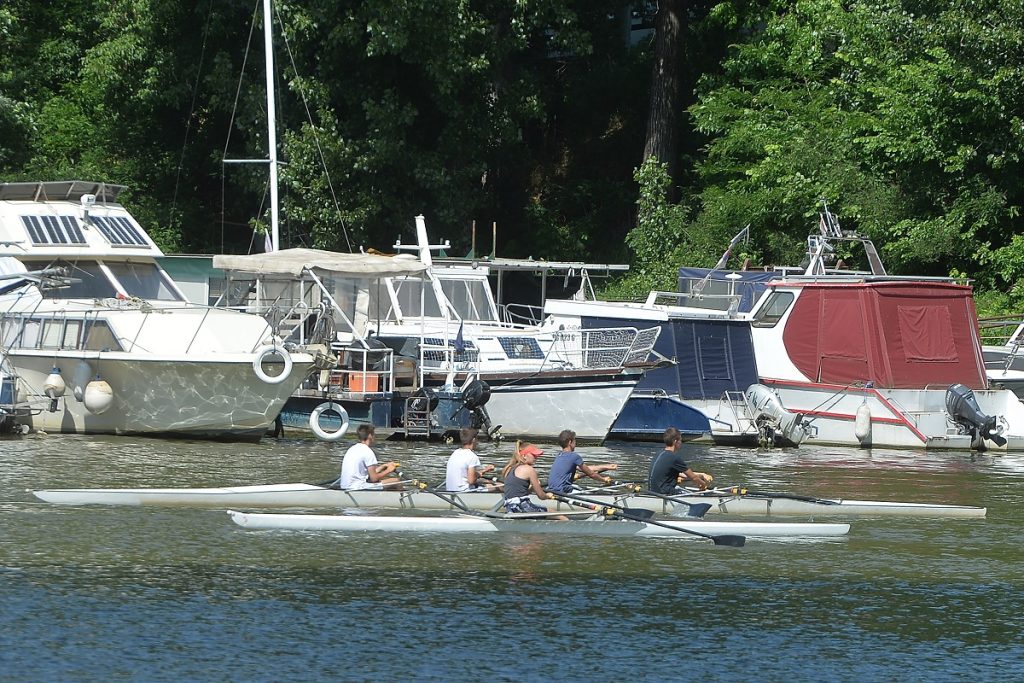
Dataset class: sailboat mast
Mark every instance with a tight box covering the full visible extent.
[263,0,279,252]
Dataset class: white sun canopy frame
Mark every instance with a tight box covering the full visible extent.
[213,248,427,279]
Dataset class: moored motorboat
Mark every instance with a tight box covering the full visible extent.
[225,509,850,538]
[29,483,987,518]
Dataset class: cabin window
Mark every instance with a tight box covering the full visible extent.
[82,320,121,351]
[27,260,117,299]
[106,262,182,301]
[898,305,958,361]
[439,278,497,322]
[752,291,795,328]
[40,320,64,349]
[21,319,41,348]
[1,317,22,348]
[393,279,442,318]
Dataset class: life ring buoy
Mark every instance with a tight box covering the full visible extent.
[310,402,349,441]
[253,344,293,385]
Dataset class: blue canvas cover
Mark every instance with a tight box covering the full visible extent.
[677,268,779,313]
[582,316,759,400]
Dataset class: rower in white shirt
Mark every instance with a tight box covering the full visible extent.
[444,427,501,492]
[339,424,403,490]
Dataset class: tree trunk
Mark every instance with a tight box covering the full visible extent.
[643,0,681,193]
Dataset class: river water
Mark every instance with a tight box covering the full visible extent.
[2,434,1022,682]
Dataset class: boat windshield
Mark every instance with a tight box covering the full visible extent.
[390,279,443,319]
[438,277,497,321]
[106,262,183,301]
[36,260,117,299]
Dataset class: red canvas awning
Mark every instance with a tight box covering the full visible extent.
[782,281,987,389]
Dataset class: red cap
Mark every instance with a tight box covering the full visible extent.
[518,444,544,457]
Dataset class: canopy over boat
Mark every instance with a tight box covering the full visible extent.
[213,248,426,279]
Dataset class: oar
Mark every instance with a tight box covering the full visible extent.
[413,482,577,520]
[543,490,666,522]
[548,491,745,547]
[625,486,714,518]
[700,486,841,506]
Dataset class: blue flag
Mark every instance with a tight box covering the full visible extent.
[454,321,465,353]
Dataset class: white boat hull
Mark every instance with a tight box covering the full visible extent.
[226,510,850,538]
[30,483,987,518]
[475,374,640,441]
[736,379,1024,450]
[11,350,313,440]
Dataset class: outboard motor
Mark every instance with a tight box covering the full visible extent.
[462,379,491,409]
[461,379,499,440]
[745,384,809,447]
[945,383,1007,447]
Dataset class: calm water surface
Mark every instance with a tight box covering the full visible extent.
[2,434,1022,681]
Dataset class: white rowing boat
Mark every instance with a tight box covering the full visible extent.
[225,510,850,538]
[28,484,987,518]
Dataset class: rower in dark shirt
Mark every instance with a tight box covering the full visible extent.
[648,427,714,494]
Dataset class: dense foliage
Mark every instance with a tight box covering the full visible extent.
[2,0,1023,311]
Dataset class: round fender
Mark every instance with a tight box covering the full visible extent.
[309,402,350,441]
[253,344,293,385]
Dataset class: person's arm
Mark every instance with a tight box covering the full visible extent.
[579,462,615,484]
[680,468,712,489]
[367,461,398,483]
[527,466,553,499]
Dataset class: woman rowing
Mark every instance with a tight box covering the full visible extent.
[501,441,556,513]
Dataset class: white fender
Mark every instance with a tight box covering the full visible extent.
[855,400,872,445]
[83,377,114,415]
[309,402,349,441]
[253,345,293,385]
[71,360,93,401]
[44,367,66,398]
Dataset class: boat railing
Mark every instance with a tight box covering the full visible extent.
[978,316,1024,348]
[550,325,662,370]
[501,303,545,326]
[300,344,395,396]
[648,287,742,314]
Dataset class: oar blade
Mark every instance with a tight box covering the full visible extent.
[711,534,746,547]
[684,503,712,519]
[619,508,655,520]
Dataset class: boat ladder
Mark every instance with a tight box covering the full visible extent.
[402,397,432,438]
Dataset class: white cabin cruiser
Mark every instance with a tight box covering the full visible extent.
[365,217,661,442]
[0,180,315,441]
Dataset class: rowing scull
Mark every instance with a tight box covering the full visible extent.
[29,484,986,518]
[226,510,850,538]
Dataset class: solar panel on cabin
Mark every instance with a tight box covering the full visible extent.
[20,215,87,245]
[92,215,146,246]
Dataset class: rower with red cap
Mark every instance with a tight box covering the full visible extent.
[501,440,555,513]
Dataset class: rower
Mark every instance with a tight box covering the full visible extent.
[501,441,557,514]
[648,427,713,495]
[339,424,403,490]
[445,427,501,492]
[546,429,618,494]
